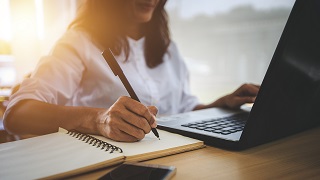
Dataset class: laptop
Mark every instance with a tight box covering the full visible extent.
[157,0,320,150]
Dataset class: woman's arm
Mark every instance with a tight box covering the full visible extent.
[194,83,260,110]
[4,96,158,142]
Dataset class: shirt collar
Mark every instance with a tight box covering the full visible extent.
[127,36,145,49]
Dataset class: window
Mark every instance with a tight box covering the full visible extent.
[166,0,295,103]
[1,0,295,103]
[0,0,78,86]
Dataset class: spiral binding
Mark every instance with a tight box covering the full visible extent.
[67,130,123,153]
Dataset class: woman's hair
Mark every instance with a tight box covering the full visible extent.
[68,0,170,68]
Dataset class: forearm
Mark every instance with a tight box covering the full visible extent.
[4,99,103,136]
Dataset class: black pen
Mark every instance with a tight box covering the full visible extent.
[102,48,160,140]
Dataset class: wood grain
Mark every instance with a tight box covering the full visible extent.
[70,127,320,180]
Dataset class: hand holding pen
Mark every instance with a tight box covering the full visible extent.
[102,48,160,140]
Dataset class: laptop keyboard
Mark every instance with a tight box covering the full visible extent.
[181,113,248,135]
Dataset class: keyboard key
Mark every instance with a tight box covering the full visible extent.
[181,112,248,135]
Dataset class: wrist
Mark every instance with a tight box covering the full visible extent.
[63,107,102,135]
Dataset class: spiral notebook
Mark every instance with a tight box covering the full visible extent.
[0,128,204,179]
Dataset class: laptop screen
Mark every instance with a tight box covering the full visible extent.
[241,0,320,147]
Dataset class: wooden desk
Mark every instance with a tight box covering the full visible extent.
[72,128,320,179]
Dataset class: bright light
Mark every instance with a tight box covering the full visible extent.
[35,0,44,40]
[0,0,12,41]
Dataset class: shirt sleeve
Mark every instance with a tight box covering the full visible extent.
[170,42,200,113]
[4,30,87,119]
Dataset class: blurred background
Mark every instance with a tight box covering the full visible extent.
[0,0,295,108]
[166,0,295,103]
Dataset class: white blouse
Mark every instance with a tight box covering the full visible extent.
[4,29,199,118]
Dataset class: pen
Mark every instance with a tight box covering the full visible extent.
[102,48,160,140]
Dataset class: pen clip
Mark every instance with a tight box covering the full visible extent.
[102,48,122,77]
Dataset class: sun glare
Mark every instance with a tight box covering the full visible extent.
[0,0,12,41]
[0,0,45,42]
[35,0,44,40]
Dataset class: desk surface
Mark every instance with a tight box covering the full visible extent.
[71,128,320,179]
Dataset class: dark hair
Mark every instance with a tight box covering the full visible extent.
[68,0,170,68]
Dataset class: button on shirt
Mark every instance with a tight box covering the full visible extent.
[4,29,199,119]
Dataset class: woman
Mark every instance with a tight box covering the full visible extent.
[3,0,259,142]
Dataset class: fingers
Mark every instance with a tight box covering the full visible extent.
[99,96,158,142]
[147,106,158,128]
[119,97,157,127]
[246,83,260,95]
[235,83,260,96]
[224,83,260,109]
[100,110,147,141]
[229,96,256,109]
[252,84,261,88]
[98,121,141,142]
[148,105,158,116]
[117,109,152,134]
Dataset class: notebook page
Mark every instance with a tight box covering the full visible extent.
[93,129,204,162]
[0,129,124,180]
